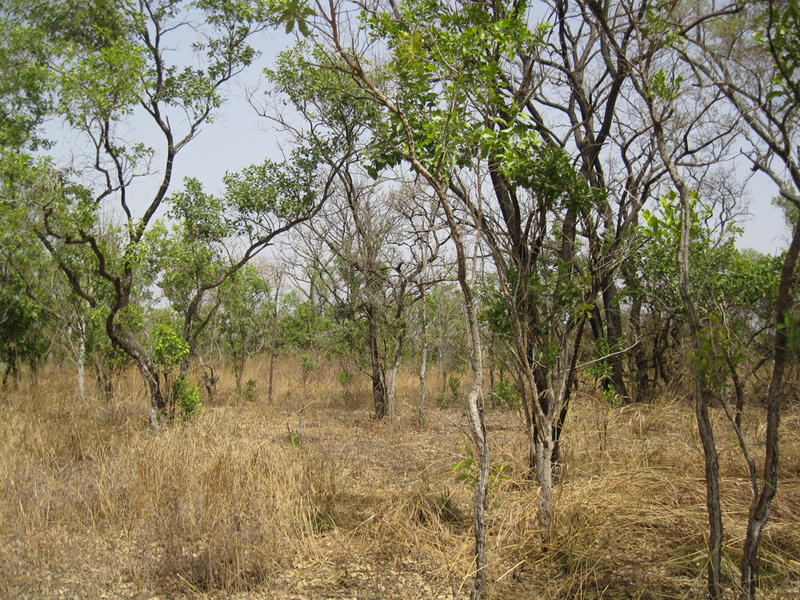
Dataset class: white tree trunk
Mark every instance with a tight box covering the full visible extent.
[76,315,86,402]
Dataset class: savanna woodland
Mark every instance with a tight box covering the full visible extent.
[2,0,800,598]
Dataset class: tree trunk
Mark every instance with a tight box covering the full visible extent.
[534,430,554,543]
[76,331,86,402]
[93,354,114,401]
[603,281,631,403]
[671,155,723,600]
[386,361,398,420]
[3,344,19,390]
[471,430,490,600]
[138,359,166,429]
[419,299,428,427]
[368,303,386,418]
[696,380,723,600]
[234,356,245,394]
[199,359,217,401]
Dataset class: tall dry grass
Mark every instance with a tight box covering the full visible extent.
[0,361,338,598]
[1,355,799,599]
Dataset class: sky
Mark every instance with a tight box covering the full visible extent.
[120,26,791,259]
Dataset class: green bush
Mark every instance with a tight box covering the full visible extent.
[174,377,202,420]
[492,377,521,407]
[242,379,257,402]
[448,374,461,399]
[435,393,452,408]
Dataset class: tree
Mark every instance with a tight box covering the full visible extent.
[670,1,800,595]
[213,264,273,394]
[264,46,444,420]
[273,2,495,594]
[0,270,56,389]
[591,0,800,595]
[0,0,328,427]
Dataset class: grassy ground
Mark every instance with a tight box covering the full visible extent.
[1,357,799,599]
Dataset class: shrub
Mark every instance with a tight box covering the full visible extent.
[173,377,202,420]
[492,377,521,407]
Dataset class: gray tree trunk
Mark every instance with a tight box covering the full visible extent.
[419,303,428,427]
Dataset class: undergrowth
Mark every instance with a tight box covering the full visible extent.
[0,358,798,599]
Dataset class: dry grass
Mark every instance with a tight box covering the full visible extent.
[1,357,799,599]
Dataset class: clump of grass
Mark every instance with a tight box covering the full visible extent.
[0,370,339,596]
[111,411,338,591]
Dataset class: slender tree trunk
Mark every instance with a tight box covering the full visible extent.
[682,212,723,599]
[138,360,166,430]
[670,144,723,600]
[368,303,386,419]
[268,348,276,404]
[322,37,487,595]
[386,360,399,420]
[419,297,428,427]
[76,331,86,402]
[603,281,631,403]
[268,279,281,405]
[384,330,404,420]
[534,429,554,542]
[488,343,495,408]
[234,359,244,394]
[696,376,723,600]
[200,361,218,401]
[93,354,114,401]
[70,315,87,402]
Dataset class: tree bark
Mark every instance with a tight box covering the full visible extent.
[75,316,86,402]
[368,302,386,419]
[602,281,631,403]
[419,295,428,427]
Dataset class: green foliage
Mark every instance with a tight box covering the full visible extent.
[435,393,453,408]
[242,379,257,402]
[173,376,202,420]
[585,355,612,383]
[285,428,302,446]
[224,150,320,231]
[279,292,334,351]
[215,265,273,389]
[492,377,521,408]
[777,310,800,354]
[755,0,800,107]
[0,0,282,419]
[335,368,354,388]
[586,359,621,407]
[585,340,621,407]
[649,69,684,101]
[0,280,55,370]
[152,323,189,373]
[299,353,317,373]
[638,191,776,321]
[452,435,508,495]
[602,386,622,409]
[270,0,316,36]
[448,374,461,399]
